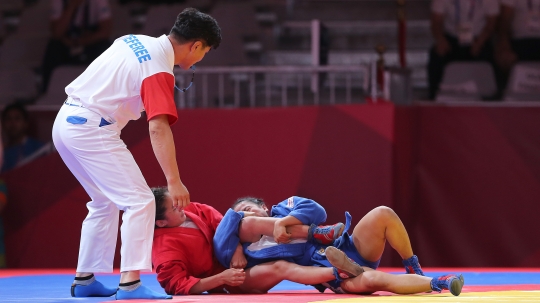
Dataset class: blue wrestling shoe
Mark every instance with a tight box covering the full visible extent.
[115,284,172,300]
[430,274,465,296]
[325,246,365,279]
[308,223,345,245]
[311,247,363,295]
[403,255,424,275]
[71,280,117,297]
[311,247,364,294]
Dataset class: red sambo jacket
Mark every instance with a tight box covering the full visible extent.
[152,202,226,295]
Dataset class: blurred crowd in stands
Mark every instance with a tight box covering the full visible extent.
[0,0,538,104]
[429,0,540,100]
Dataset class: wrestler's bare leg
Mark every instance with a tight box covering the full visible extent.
[340,268,432,294]
[329,251,464,296]
[238,260,335,294]
[238,217,309,243]
[351,206,414,262]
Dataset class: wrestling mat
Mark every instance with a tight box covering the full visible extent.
[1,268,539,302]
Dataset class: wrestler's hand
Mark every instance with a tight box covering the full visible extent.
[230,245,247,269]
[168,181,190,210]
[273,220,291,244]
[220,268,246,286]
[242,211,257,217]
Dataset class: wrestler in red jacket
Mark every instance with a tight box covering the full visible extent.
[152,198,232,295]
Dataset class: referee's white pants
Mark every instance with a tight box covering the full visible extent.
[52,101,154,273]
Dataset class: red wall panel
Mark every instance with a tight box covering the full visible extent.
[3,104,540,268]
[412,107,540,267]
[2,104,396,268]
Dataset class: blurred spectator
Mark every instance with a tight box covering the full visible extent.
[495,0,540,89]
[40,0,112,93]
[1,103,44,172]
[428,0,499,100]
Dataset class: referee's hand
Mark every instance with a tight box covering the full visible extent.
[169,181,190,210]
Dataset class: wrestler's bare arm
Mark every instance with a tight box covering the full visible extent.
[230,244,247,269]
[238,216,309,243]
[189,269,246,295]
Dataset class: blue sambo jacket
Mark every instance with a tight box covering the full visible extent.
[213,196,351,269]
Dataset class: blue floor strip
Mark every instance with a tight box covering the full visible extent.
[1,271,540,302]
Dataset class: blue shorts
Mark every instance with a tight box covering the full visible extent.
[311,232,381,269]
[310,233,381,293]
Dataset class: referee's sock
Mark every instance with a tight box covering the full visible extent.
[71,274,117,297]
[116,280,172,300]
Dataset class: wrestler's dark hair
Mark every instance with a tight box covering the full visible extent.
[170,7,221,49]
[1,102,30,122]
[231,197,266,209]
[152,187,169,228]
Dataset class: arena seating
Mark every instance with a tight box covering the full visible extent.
[504,62,540,102]
[436,62,498,102]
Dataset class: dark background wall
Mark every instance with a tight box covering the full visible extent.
[2,103,540,268]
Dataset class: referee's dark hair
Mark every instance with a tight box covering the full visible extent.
[170,7,221,49]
